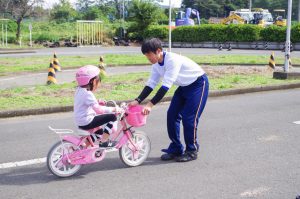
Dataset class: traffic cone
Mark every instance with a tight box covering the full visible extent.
[268,52,275,70]
[254,42,259,50]
[218,44,223,51]
[264,42,268,50]
[47,60,57,85]
[98,56,107,79]
[52,52,61,72]
[227,43,232,51]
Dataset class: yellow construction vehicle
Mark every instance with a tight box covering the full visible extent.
[221,8,285,27]
[221,9,254,25]
[273,9,286,26]
[221,12,247,24]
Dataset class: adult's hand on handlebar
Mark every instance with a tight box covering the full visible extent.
[142,102,154,115]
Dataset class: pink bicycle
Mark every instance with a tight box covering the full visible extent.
[47,102,151,178]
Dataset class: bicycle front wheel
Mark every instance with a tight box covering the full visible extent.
[119,131,151,167]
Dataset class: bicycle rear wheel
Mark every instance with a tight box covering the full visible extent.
[119,131,151,167]
[47,141,82,177]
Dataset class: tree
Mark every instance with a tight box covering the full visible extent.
[129,0,165,29]
[31,5,50,20]
[51,0,77,23]
[0,0,43,43]
[76,0,95,12]
[82,6,104,20]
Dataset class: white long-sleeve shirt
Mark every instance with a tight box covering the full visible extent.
[146,52,205,89]
[74,87,114,126]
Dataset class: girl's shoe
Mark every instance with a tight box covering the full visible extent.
[99,140,117,148]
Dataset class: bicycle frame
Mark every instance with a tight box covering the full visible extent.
[49,110,141,166]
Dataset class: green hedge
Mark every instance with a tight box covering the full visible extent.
[171,25,223,42]
[260,25,286,42]
[143,25,169,40]
[144,24,300,42]
[291,24,300,43]
[226,24,261,42]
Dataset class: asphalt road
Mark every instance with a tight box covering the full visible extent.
[1,46,300,57]
[0,89,299,199]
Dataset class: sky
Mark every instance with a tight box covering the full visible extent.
[155,0,182,8]
[43,0,77,9]
[43,0,183,9]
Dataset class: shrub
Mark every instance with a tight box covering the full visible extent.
[172,25,227,42]
[33,33,59,42]
[6,21,17,32]
[207,25,227,42]
[142,24,300,43]
[260,25,286,42]
[143,25,168,40]
[226,24,261,42]
[291,24,300,42]
[172,26,198,42]
[7,35,16,43]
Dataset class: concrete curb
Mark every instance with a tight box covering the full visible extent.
[0,50,36,54]
[1,82,300,119]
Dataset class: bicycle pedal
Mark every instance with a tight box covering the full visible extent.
[104,147,118,153]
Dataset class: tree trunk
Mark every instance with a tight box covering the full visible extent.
[16,17,22,44]
[114,0,121,19]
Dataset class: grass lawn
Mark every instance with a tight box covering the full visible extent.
[1,71,300,111]
[1,53,300,76]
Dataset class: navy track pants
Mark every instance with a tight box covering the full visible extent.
[165,74,209,154]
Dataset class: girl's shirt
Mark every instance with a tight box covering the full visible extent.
[74,87,113,126]
[146,52,205,89]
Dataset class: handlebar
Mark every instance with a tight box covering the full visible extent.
[99,100,130,119]
[104,100,128,119]
[106,100,118,107]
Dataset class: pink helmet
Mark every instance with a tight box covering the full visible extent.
[76,65,100,86]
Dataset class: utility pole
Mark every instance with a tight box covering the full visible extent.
[298,0,300,22]
[122,0,125,38]
[284,0,292,72]
[249,0,252,11]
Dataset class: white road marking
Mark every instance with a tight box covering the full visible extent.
[293,121,300,124]
[0,157,46,169]
[240,187,270,197]
[257,135,280,142]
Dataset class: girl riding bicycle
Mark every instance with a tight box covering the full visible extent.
[74,65,121,147]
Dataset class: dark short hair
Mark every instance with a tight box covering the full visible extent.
[141,38,163,54]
